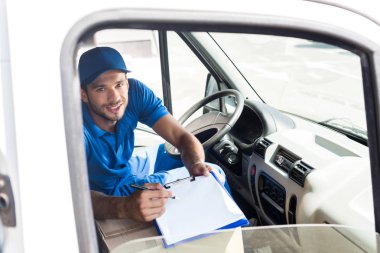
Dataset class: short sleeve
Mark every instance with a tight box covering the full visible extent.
[129,79,169,127]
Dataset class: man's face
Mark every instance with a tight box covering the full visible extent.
[81,70,129,131]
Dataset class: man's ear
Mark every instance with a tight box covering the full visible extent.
[81,88,89,103]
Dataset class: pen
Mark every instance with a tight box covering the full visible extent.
[130,184,177,199]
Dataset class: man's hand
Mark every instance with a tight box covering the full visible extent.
[189,162,225,184]
[127,183,173,222]
[189,162,212,176]
[90,185,172,222]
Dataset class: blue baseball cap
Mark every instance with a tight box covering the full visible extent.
[79,47,131,86]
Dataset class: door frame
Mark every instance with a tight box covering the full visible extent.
[60,7,380,251]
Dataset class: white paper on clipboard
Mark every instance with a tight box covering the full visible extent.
[155,172,248,246]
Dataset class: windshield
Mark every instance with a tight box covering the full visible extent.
[209,33,367,141]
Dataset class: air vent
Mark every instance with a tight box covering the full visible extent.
[289,161,313,187]
[253,138,272,158]
[274,149,301,172]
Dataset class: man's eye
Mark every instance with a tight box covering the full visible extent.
[116,82,124,88]
[96,88,105,92]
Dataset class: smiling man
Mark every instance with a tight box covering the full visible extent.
[79,47,224,222]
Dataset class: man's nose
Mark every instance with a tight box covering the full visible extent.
[108,88,119,102]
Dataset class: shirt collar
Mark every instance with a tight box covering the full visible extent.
[82,102,108,138]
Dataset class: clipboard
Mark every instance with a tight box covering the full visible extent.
[155,171,248,247]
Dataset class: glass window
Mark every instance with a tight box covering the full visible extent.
[210,33,367,141]
[167,32,210,119]
[93,29,163,98]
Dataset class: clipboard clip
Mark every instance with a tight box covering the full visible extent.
[164,176,196,189]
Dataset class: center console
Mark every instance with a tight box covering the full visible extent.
[257,173,287,224]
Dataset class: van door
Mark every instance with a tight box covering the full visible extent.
[60,4,380,252]
[0,0,24,251]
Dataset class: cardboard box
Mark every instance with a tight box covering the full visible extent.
[96,218,158,252]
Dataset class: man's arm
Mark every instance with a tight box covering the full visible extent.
[91,183,172,221]
[152,114,212,176]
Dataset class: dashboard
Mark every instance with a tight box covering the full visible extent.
[208,99,374,248]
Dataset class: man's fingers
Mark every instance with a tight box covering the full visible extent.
[140,189,172,199]
[143,210,166,222]
[201,165,210,175]
[143,182,163,190]
[140,200,167,220]
[141,206,165,217]
[149,197,168,208]
[189,163,226,184]
[191,162,210,176]
[132,191,169,221]
[139,206,166,222]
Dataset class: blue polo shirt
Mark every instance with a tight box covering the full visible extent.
[83,78,187,196]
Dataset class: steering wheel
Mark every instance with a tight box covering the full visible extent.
[165,89,244,157]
